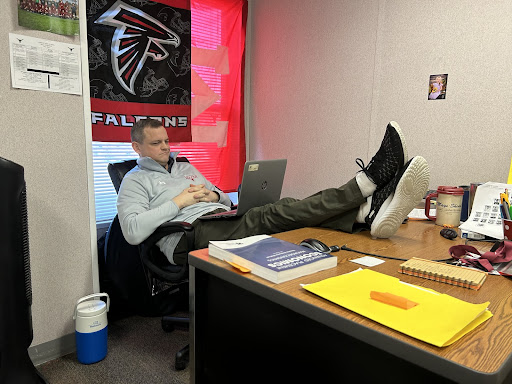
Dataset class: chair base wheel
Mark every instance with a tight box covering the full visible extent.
[175,344,190,370]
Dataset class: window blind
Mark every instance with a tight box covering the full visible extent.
[92,142,138,224]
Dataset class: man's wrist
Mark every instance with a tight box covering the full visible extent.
[212,191,220,202]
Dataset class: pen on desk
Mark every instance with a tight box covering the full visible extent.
[500,204,507,219]
[503,202,512,220]
[503,190,510,205]
[500,192,510,218]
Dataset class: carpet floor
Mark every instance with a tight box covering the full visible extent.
[37,314,190,384]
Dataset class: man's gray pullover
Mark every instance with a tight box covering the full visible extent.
[117,153,231,264]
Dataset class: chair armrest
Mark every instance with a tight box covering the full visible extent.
[140,221,194,283]
[143,221,194,252]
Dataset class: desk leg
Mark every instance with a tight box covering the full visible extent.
[189,265,197,384]
[190,265,214,384]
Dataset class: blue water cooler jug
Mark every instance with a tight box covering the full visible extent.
[73,293,110,364]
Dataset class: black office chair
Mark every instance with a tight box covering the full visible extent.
[102,158,192,370]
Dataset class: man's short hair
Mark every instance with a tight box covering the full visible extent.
[131,118,163,143]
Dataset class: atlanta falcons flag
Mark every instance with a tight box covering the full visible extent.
[86,0,191,142]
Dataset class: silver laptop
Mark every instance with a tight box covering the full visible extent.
[199,159,287,220]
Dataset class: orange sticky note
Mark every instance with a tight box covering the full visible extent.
[226,261,251,273]
[370,291,418,310]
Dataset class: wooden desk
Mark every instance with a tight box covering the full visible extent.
[188,221,512,383]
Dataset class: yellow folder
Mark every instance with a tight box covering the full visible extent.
[303,269,492,347]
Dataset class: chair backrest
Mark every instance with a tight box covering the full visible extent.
[108,157,189,193]
[108,160,138,193]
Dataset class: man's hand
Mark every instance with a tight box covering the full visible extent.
[190,184,220,203]
[172,184,219,209]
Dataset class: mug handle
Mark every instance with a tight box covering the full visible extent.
[425,193,437,221]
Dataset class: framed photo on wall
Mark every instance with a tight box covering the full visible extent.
[428,74,448,100]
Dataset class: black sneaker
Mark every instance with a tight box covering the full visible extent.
[370,156,430,238]
[365,156,415,226]
[356,121,407,189]
[365,173,400,226]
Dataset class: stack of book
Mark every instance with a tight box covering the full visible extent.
[208,235,337,284]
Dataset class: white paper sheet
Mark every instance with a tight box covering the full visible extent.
[349,256,385,267]
[9,33,82,95]
[459,182,512,239]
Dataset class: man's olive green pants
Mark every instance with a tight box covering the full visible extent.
[190,177,365,251]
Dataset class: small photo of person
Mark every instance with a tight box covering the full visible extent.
[428,74,448,100]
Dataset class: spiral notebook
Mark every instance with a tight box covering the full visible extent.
[398,258,487,290]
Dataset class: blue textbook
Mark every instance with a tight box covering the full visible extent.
[208,235,337,284]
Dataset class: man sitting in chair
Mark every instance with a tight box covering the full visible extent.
[117,118,430,265]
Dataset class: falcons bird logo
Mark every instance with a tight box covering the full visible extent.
[95,0,181,95]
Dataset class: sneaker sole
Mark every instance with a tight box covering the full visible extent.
[370,156,430,238]
[388,121,408,166]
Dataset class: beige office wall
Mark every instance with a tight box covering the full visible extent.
[248,0,512,198]
[247,0,379,199]
[371,0,512,187]
[1,5,94,346]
